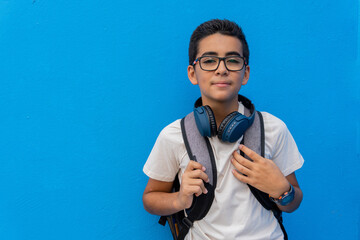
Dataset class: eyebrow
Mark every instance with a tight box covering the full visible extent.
[201,51,242,57]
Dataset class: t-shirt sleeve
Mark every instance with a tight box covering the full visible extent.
[263,112,304,177]
[143,120,186,182]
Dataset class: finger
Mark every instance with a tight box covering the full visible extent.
[232,151,254,170]
[187,183,207,197]
[194,181,208,196]
[231,158,252,176]
[188,169,209,183]
[185,160,206,172]
[232,169,250,184]
[194,186,203,197]
[239,144,262,162]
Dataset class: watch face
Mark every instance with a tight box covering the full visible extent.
[280,194,294,206]
[270,185,295,206]
[279,185,295,206]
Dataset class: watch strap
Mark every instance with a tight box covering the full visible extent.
[269,184,295,206]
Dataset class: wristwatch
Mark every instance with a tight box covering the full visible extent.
[269,184,295,206]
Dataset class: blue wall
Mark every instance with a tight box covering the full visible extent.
[0,1,359,239]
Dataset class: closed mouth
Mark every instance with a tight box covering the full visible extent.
[212,81,231,87]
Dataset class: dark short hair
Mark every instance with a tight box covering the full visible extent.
[188,19,249,65]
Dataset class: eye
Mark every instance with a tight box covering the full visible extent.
[226,57,242,64]
[201,57,218,64]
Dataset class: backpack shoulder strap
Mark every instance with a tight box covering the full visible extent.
[243,111,288,240]
[174,112,217,240]
[159,112,218,240]
[181,112,217,188]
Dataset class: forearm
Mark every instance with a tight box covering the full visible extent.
[143,191,183,216]
[277,185,303,213]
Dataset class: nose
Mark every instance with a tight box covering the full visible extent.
[215,59,229,75]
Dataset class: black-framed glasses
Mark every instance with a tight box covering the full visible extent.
[192,56,247,71]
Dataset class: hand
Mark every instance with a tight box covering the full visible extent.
[231,144,290,198]
[176,160,209,209]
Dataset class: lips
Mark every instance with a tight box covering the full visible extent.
[212,81,231,87]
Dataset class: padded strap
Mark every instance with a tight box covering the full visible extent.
[181,112,217,187]
[243,109,261,157]
[174,114,217,239]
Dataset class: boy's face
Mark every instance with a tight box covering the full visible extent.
[188,33,250,106]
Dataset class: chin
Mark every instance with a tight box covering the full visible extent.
[203,93,238,104]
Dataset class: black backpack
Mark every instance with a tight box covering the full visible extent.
[159,110,288,240]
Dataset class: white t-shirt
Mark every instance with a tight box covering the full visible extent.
[143,103,304,240]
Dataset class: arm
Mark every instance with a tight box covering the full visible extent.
[231,144,303,213]
[142,178,181,216]
[143,160,209,216]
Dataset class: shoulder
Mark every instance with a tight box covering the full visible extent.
[151,118,187,160]
[260,112,304,175]
[157,119,183,145]
[260,111,290,141]
[260,111,291,155]
[143,118,187,181]
[260,111,287,133]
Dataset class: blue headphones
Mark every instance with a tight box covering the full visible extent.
[193,95,256,143]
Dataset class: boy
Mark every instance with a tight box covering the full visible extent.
[143,19,304,240]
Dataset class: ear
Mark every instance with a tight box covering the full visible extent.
[241,65,250,85]
[188,65,198,85]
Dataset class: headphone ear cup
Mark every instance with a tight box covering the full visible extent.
[203,106,217,136]
[194,106,217,137]
[218,112,252,143]
[217,111,239,141]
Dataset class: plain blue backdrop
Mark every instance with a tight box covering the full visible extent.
[0,0,359,239]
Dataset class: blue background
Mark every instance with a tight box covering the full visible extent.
[0,0,359,239]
